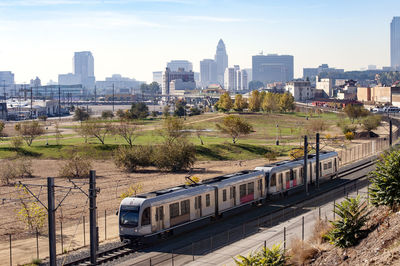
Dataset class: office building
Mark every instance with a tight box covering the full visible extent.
[285,80,313,101]
[200,59,218,88]
[162,68,195,95]
[0,71,15,93]
[215,39,228,85]
[30,77,41,87]
[74,51,95,89]
[391,17,400,70]
[252,54,294,84]
[58,73,81,85]
[96,74,143,94]
[224,66,248,92]
[153,71,163,86]
[243,68,252,82]
[303,64,344,81]
[167,60,193,71]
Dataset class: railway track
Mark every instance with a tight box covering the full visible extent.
[63,157,376,266]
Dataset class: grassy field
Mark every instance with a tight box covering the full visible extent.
[0,111,342,160]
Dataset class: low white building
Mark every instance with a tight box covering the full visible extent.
[169,79,196,96]
[285,80,314,101]
[6,100,61,120]
[316,76,333,97]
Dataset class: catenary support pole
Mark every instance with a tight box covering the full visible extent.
[89,170,97,265]
[316,133,320,189]
[304,136,308,194]
[48,177,56,266]
[390,119,393,146]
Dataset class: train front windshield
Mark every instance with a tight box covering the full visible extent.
[120,205,140,227]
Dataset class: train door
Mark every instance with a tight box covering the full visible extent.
[230,186,237,206]
[155,206,164,232]
[194,195,202,219]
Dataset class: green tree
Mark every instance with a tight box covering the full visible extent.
[361,115,381,133]
[343,104,369,123]
[153,140,196,172]
[216,115,253,144]
[161,116,186,144]
[140,82,161,94]
[215,92,233,112]
[15,121,45,146]
[248,80,264,91]
[327,196,370,248]
[73,107,90,121]
[163,105,170,118]
[233,94,248,112]
[262,92,280,112]
[174,100,186,117]
[127,102,149,119]
[260,91,267,104]
[279,92,295,112]
[248,90,261,112]
[369,149,400,210]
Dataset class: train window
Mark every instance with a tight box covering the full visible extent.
[285,172,290,182]
[240,184,247,198]
[181,200,190,215]
[206,194,210,207]
[291,170,296,180]
[223,189,227,201]
[141,207,150,226]
[248,182,254,194]
[324,163,328,170]
[258,179,262,191]
[279,173,283,185]
[170,203,179,218]
[270,174,276,186]
[328,161,332,169]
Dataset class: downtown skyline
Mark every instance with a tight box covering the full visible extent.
[0,0,399,84]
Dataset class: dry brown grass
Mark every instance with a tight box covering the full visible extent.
[310,219,332,245]
[289,238,318,265]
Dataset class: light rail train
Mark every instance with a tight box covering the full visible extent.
[118,151,338,241]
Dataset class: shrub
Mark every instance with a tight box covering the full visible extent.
[73,107,90,121]
[58,154,92,179]
[308,119,328,132]
[114,146,154,172]
[11,136,23,149]
[153,141,196,172]
[15,121,45,146]
[345,131,354,141]
[265,150,279,162]
[369,149,400,210]
[234,244,288,266]
[101,110,114,119]
[0,159,33,185]
[120,183,143,199]
[310,219,332,245]
[326,196,370,248]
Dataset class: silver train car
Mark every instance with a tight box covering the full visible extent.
[118,151,338,241]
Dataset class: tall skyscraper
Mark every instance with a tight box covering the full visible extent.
[391,17,400,70]
[200,59,217,88]
[215,39,228,85]
[167,60,193,71]
[252,54,294,84]
[74,51,95,89]
[224,65,247,91]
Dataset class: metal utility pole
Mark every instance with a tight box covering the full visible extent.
[2,80,5,103]
[390,119,393,146]
[303,136,308,195]
[316,133,320,189]
[30,87,33,119]
[94,85,97,104]
[112,83,115,112]
[47,177,56,266]
[58,85,61,119]
[89,170,98,265]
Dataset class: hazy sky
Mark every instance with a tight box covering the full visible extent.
[0,0,399,84]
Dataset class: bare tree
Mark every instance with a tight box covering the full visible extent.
[79,121,112,145]
[112,122,138,147]
[15,121,44,146]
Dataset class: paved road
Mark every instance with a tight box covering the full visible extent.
[117,157,375,266]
